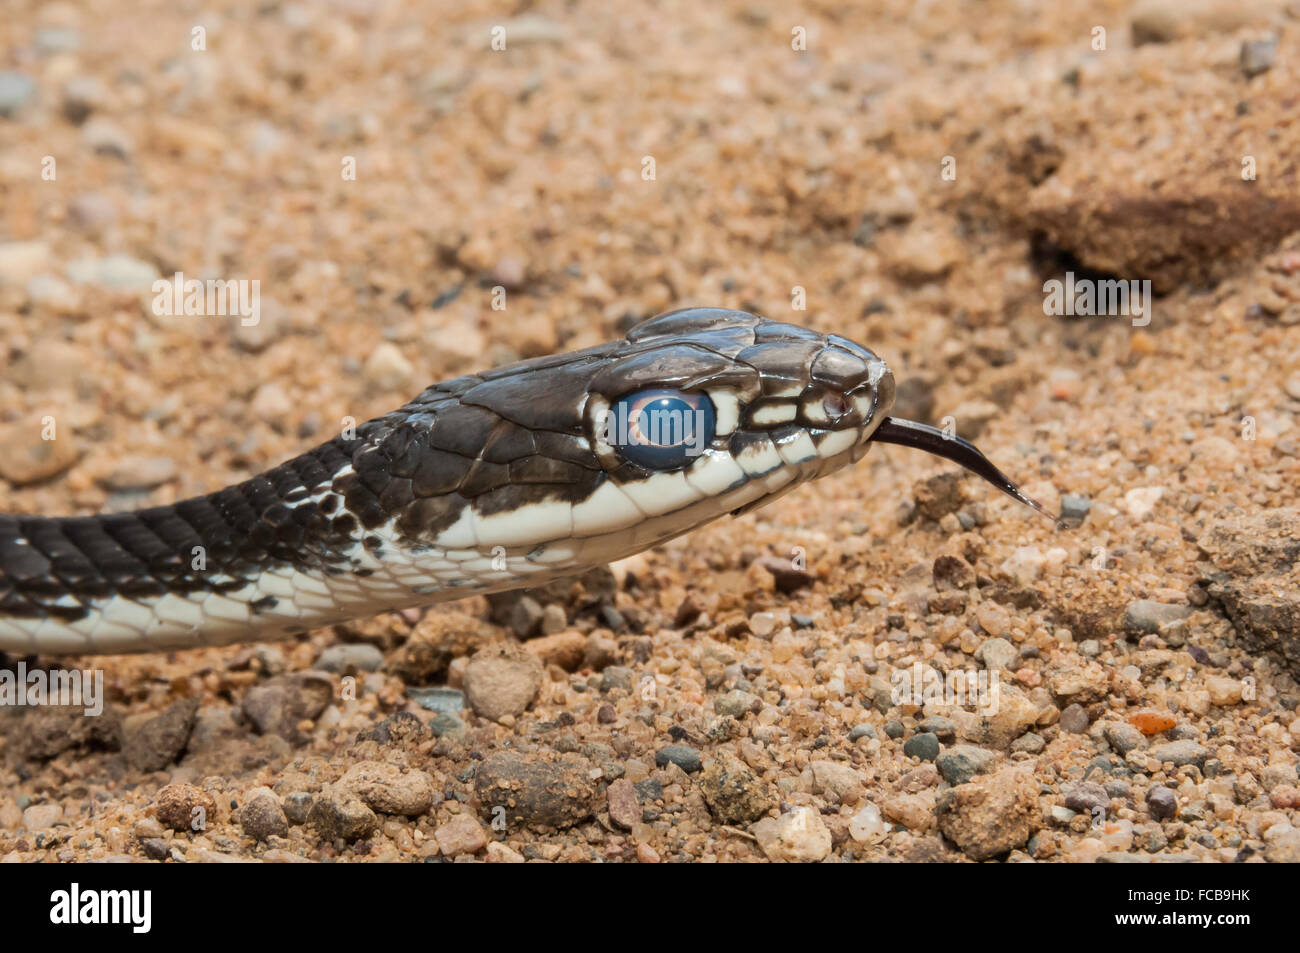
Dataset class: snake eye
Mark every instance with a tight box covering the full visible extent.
[604,389,715,470]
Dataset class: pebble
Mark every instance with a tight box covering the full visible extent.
[979,636,1018,671]
[67,254,159,290]
[1059,703,1090,734]
[1149,740,1208,768]
[249,382,293,425]
[601,666,634,693]
[362,341,414,390]
[36,28,82,55]
[81,118,132,158]
[936,768,1039,860]
[752,807,833,862]
[68,193,118,232]
[1240,38,1277,78]
[101,456,177,492]
[757,557,814,593]
[606,778,641,829]
[61,75,108,123]
[283,793,313,825]
[525,629,585,670]
[848,723,877,741]
[500,597,540,639]
[1264,830,1300,863]
[848,802,887,843]
[1000,546,1045,584]
[1048,367,1082,400]
[0,72,36,116]
[1009,732,1045,754]
[463,642,544,721]
[1050,805,1077,826]
[239,787,289,841]
[1205,676,1244,706]
[486,842,525,863]
[917,716,956,740]
[340,761,434,817]
[1105,722,1147,755]
[491,256,526,289]
[903,732,940,762]
[948,400,1000,440]
[714,689,759,717]
[428,712,467,740]
[538,604,567,636]
[914,471,965,520]
[655,745,703,773]
[315,643,384,674]
[1147,785,1178,821]
[1123,600,1193,635]
[1123,486,1164,519]
[434,816,487,856]
[808,760,865,805]
[406,686,464,714]
[699,752,774,824]
[0,423,80,486]
[154,783,218,834]
[1059,493,1092,524]
[1064,782,1109,815]
[122,698,199,772]
[881,226,962,283]
[882,793,935,831]
[308,785,377,841]
[21,804,62,831]
[883,719,905,739]
[1128,709,1177,735]
[936,745,996,785]
[474,753,599,830]
[240,672,333,743]
[0,241,51,285]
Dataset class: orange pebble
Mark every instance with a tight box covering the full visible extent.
[1128,710,1176,735]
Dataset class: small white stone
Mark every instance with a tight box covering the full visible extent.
[363,342,414,390]
[1123,486,1164,518]
[848,802,886,843]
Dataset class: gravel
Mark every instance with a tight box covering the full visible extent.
[654,745,703,773]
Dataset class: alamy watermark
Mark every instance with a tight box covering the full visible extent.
[600,399,708,457]
[891,662,1001,716]
[0,662,103,716]
[1043,271,1151,327]
[151,271,260,326]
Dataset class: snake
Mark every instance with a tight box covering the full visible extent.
[0,308,1045,656]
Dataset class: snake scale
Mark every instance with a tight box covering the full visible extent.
[0,308,1043,656]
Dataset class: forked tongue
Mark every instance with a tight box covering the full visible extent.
[870,417,1054,521]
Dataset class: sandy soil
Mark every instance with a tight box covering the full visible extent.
[1,0,1298,862]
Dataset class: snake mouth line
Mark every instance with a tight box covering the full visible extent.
[869,416,1055,521]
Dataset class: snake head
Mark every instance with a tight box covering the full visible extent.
[580,308,1046,524]
[379,307,1041,563]
[578,308,896,522]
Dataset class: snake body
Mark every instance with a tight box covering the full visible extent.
[0,308,1039,656]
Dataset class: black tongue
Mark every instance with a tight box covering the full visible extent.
[870,416,1054,520]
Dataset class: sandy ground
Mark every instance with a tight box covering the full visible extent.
[1,0,1299,862]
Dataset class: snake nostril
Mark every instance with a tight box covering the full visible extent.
[822,392,851,420]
